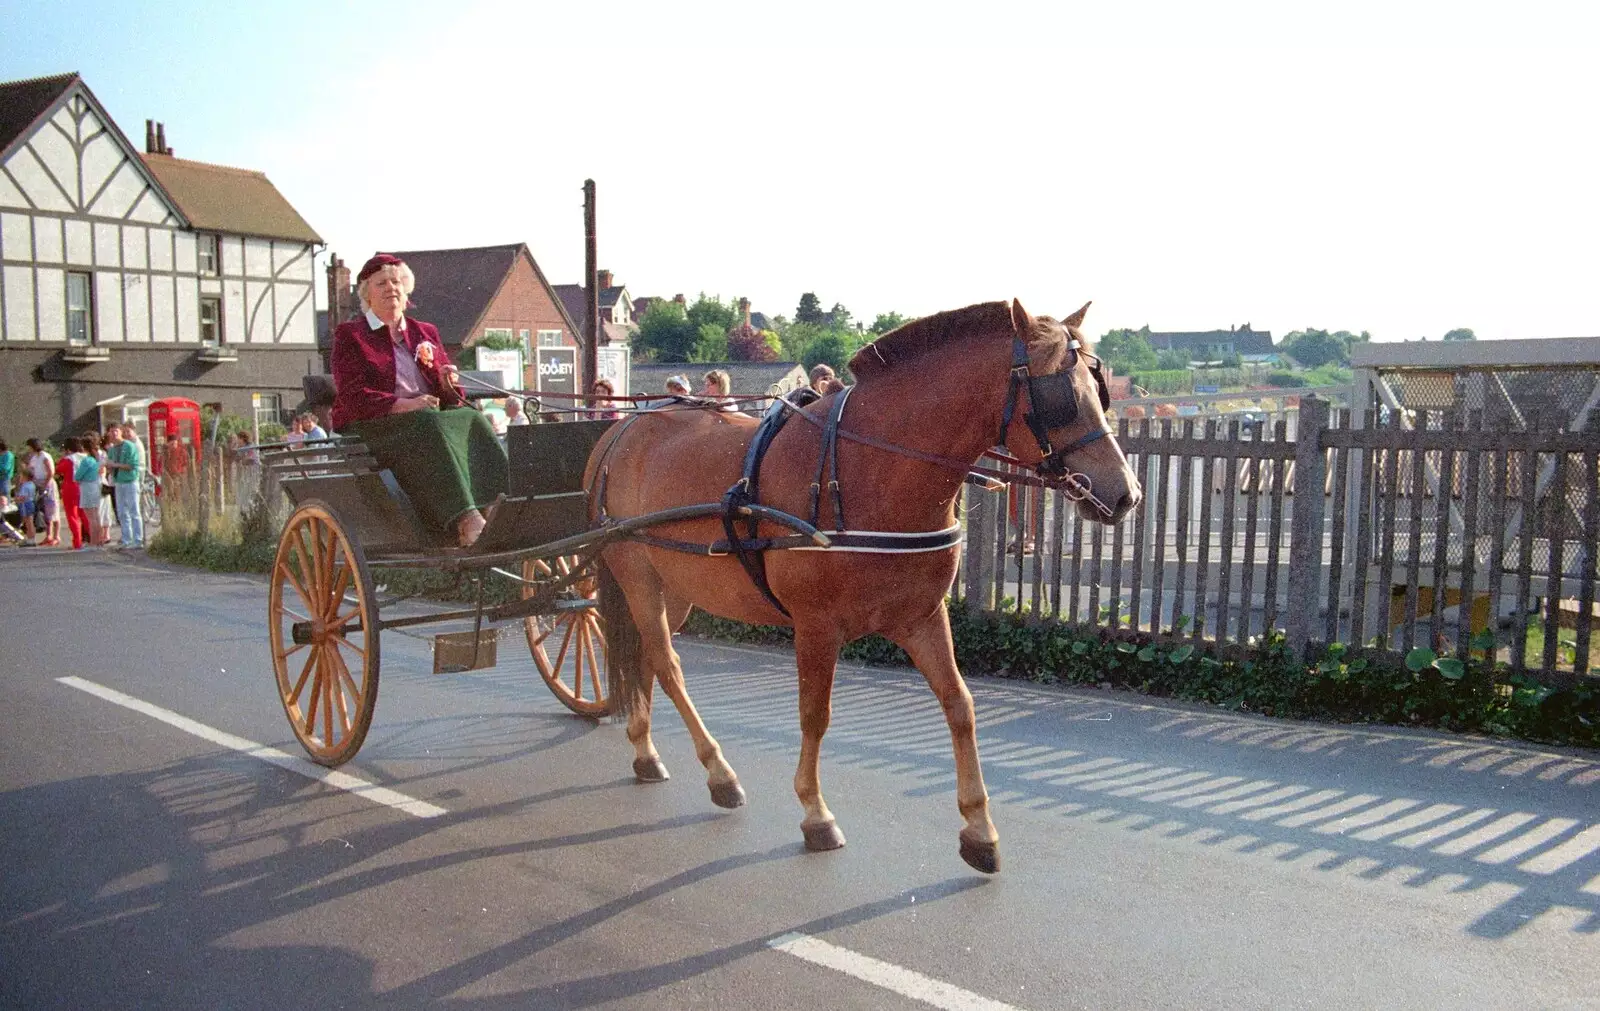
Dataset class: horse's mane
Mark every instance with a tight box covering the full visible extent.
[849,301,1014,381]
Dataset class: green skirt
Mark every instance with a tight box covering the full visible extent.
[350,408,508,533]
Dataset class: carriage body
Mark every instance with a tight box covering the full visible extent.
[262,417,621,766]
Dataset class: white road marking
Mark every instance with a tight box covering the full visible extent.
[768,932,1023,1011]
[57,676,446,819]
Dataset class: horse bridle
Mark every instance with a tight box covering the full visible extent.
[998,330,1113,478]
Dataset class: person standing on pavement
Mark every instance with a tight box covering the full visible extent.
[25,438,59,546]
[105,424,144,548]
[54,437,87,550]
[0,440,14,496]
[76,434,107,545]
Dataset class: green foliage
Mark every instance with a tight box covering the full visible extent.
[199,406,252,443]
[689,324,729,363]
[1098,328,1158,373]
[1129,369,1193,395]
[829,303,852,330]
[801,330,852,374]
[637,298,698,362]
[686,293,738,334]
[1266,371,1309,388]
[259,422,288,443]
[1280,328,1368,369]
[871,312,911,334]
[477,331,523,351]
[682,602,1600,749]
[1302,362,1354,386]
[1443,328,1476,341]
[795,292,826,325]
[1156,348,1191,370]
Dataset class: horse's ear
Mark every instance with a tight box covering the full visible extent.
[1064,301,1092,329]
[1010,299,1035,333]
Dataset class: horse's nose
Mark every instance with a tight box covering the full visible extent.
[1110,487,1141,522]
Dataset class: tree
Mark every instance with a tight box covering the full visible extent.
[1097,328,1158,373]
[727,324,780,362]
[636,298,698,362]
[1443,328,1477,341]
[1280,328,1349,369]
[802,330,852,375]
[688,324,729,363]
[870,311,910,334]
[829,302,852,330]
[686,293,737,334]
[1156,348,1191,371]
[795,292,826,325]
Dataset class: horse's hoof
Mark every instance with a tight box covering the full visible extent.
[709,781,747,809]
[633,757,670,783]
[959,836,1001,874]
[802,820,847,852]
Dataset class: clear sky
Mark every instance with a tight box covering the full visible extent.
[4,0,1597,342]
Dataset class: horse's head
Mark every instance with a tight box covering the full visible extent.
[1003,299,1142,524]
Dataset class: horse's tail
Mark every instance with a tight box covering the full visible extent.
[598,557,639,722]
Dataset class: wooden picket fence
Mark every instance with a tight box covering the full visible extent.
[958,398,1600,685]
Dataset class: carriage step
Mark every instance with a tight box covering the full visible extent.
[432,628,499,674]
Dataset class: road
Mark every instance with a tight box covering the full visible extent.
[2,549,1597,1009]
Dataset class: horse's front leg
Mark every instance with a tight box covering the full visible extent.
[793,623,846,851]
[894,607,1000,873]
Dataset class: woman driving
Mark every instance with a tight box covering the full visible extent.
[330,253,508,547]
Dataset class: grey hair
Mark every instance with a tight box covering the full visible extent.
[357,261,416,313]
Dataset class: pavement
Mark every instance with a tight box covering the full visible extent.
[1,548,1597,1009]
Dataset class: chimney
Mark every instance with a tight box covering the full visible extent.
[327,255,352,327]
[155,123,167,155]
[145,120,156,154]
[738,297,751,327]
[596,269,613,290]
[673,293,686,307]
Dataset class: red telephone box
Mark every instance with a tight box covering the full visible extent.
[148,397,201,477]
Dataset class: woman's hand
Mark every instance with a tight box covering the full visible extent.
[392,395,440,414]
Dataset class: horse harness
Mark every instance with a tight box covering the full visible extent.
[596,334,1113,618]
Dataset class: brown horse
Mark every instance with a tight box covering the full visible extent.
[585,299,1140,872]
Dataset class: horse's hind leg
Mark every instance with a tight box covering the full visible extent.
[648,588,745,808]
[793,624,846,851]
[894,608,1000,874]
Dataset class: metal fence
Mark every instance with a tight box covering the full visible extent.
[958,397,1600,685]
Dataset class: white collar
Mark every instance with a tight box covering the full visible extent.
[366,310,406,333]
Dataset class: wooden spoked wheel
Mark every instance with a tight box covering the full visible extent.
[522,555,611,716]
[268,501,380,766]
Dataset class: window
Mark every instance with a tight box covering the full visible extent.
[482,327,514,343]
[253,393,282,432]
[66,271,94,343]
[199,296,223,343]
[518,329,530,352]
[537,329,563,347]
[197,234,220,276]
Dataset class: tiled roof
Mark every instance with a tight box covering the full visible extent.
[0,72,77,159]
[1148,325,1275,355]
[141,152,322,243]
[556,283,628,318]
[553,284,587,331]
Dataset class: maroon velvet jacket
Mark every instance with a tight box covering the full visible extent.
[330,316,464,431]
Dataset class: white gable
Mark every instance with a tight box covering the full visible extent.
[0,87,182,225]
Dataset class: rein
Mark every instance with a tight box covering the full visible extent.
[777,393,1115,517]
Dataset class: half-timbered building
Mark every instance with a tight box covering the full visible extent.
[0,72,324,440]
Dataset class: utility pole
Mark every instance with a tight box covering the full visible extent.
[583,179,599,394]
